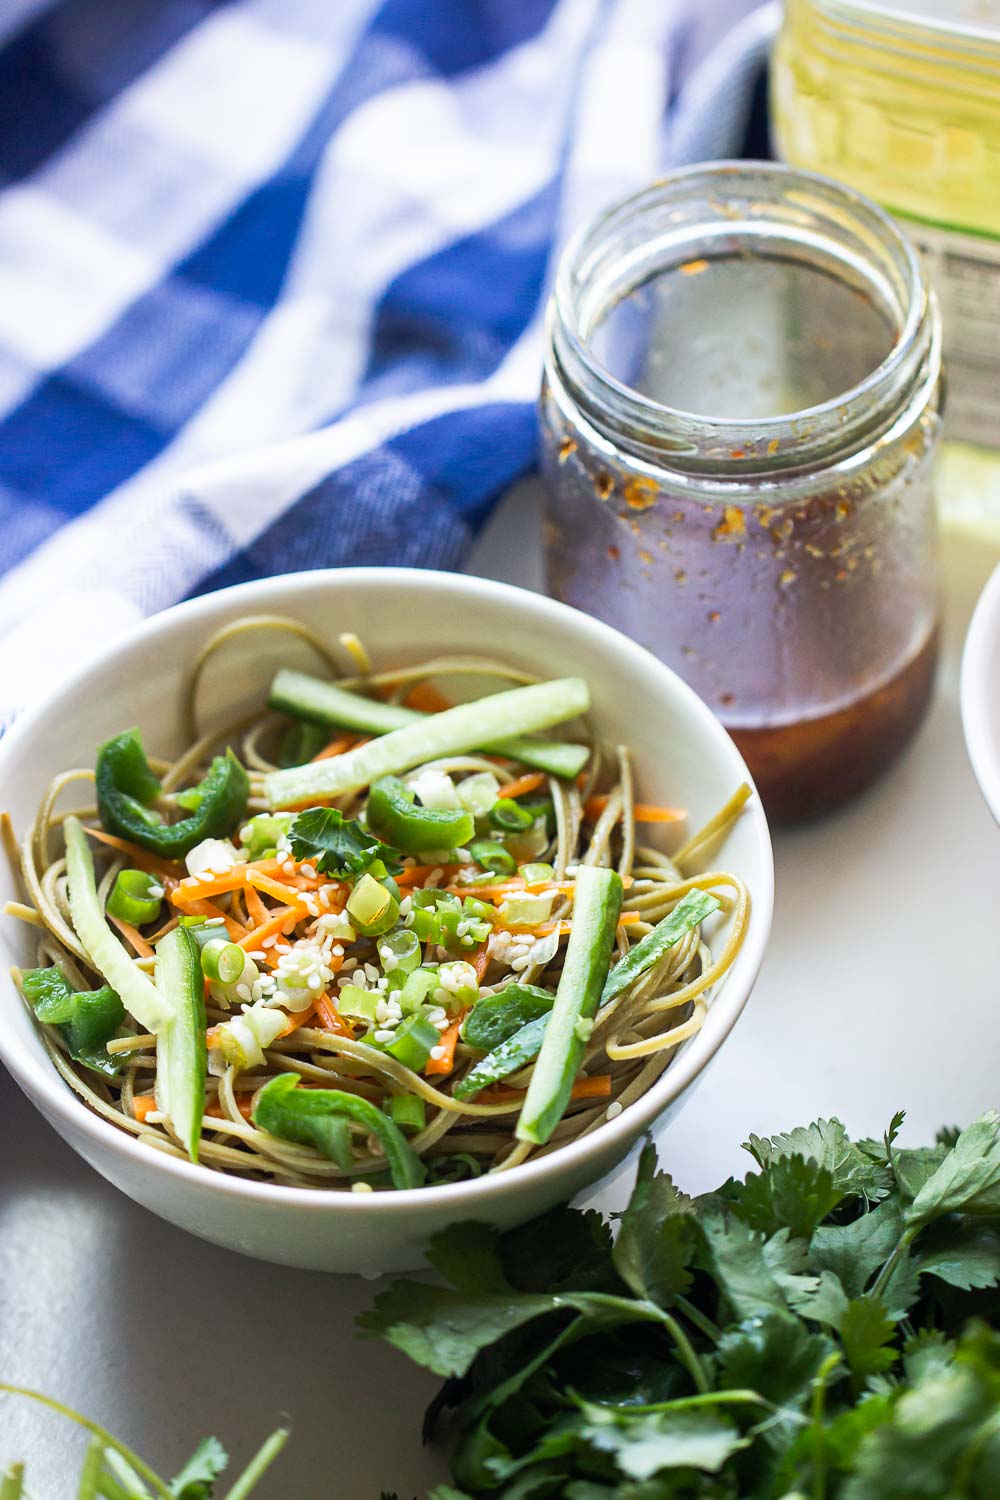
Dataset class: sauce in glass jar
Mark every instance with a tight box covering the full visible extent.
[540,163,943,821]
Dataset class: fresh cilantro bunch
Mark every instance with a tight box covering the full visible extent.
[364,1111,1000,1499]
[0,1385,287,1497]
[288,806,401,878]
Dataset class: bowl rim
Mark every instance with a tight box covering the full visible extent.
[961,559,1000,827]
[0,567,773,1215]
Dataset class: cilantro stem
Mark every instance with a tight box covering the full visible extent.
[809,1353,842,1500]
[0,1388,172,1500]
[0,1465,24,1500]
[596,1388,770,1416]
[659,1310,711,1396]
[221,1428,290,1499]
[676,1294,721,1343]
[869,1226,916,1301]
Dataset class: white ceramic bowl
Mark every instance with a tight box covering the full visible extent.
[0,568,772,1273]
[962,561,1000,826]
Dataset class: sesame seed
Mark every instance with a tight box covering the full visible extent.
[351,1181,374,1194]
[373,1028,395,1043]
[605,1101,623,1120]
[300,863,318,879]
[429,1045,445,1061]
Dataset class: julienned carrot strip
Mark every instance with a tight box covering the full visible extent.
[171,869,249,905]
[133,1095,158,1122]
[425,1010,467,1076]
[82,826,183,879]
[243,881,269,929]
[473,944,491,982]
[499,771,545,799]
[311,732,357,762]
[445,876,633,901]
[107,912,154,959]
[395,863,464,888]
[172,896,245,942]
[246,870,309,905]
[404,682,453,714]
[278,1002,316,1037]
[314,993,354,1037]
[485,1074,612,1105]
[205,1095,254,1122]
[237,904,307,950]
[584,795,685,824]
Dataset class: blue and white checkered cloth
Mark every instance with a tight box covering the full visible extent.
[0,0,776,726]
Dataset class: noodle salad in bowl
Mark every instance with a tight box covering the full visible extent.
[3,614,751,1195]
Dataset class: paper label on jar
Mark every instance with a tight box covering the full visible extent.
[899,216,1000,447]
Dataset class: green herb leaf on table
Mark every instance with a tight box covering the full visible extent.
[169,1436,228,1497]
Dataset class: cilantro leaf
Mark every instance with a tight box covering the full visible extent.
[577,1405,747,1481]
[696,1209,792,1320]
[427,1222,509,1295]
[613,1142,696,1308]
[902,1328,957,1383]
[906,1112,1000,1228]
[840,1296,898,1391]
[287,806,400,877]
[169,1437,228,1498]
[811,1200,904,1300]
[500,1206,619,1295]
[744,1118,893,1205]
[914,1218,1000,1293]
[718,1311,834,1406]
[731,1155,844,1241]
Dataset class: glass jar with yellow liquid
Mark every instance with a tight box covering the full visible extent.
[773,0,1000,497]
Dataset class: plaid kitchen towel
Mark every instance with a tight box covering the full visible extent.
[0,0,776,724]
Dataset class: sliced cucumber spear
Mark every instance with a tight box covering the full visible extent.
[154,925,207,1163]
[268,668,590,782]
[516,864,622,1145]
[265,677,590,809]
[64,816,170,1034]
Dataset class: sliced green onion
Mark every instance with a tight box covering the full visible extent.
[200,939,247,986]
[520,862,555,883]
[384,1013,440,1071]
[378,929,421,974]
[489,798,535,832]
[346,873,399,936]
[470,839,516,876]
[398,967,439,1013]
[106,869,163,927]
[338,985,378,1024]
[385,1093,427,1133]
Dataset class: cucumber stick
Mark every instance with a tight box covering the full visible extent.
[269,668,590,781]
[64,816,170,1033]
[517,865,623,1145]
[154,925,206,1162]
[265,677,590,809]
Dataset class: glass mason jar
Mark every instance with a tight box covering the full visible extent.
[540,162,943,822]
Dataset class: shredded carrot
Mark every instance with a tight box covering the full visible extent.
[310,732,357,762]
[171,868,249,905]
[314,993,355,1037]
[473,943,491,982]
[499,771,545,800]
[278,1002,317,1038]
[243,881,269,929]
[205,1095,254,1122]
[82,826,183,879]
[446,875,632,902]
[107,912,154,959]
[425,1011,467,1076]
[236,904,307,951]
[584,795,685,824]
[132,1095,158,1122]
[485,1074,613,1105]
[170,896,245,942]
[394,862,464,888]
[245,869,310,906]
[404,682,453,714]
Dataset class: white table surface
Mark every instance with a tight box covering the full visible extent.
[2,478,998,1498]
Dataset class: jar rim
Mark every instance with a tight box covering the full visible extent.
[550,160,939,477]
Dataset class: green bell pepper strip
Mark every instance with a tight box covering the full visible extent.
[517,864,623,1145]
[96,729,249,859]
[154,925,206,1163]
[460,983,555,1051]
[64,815,171,1033]
[366,774,474,854]
[601,889,720,1004]
[268,667,590,780]
[453,1012,550,1101]
[20,965,126,1078]
[106,868,163,927]
[265,677,590,808]
[253,1074,426,1189]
